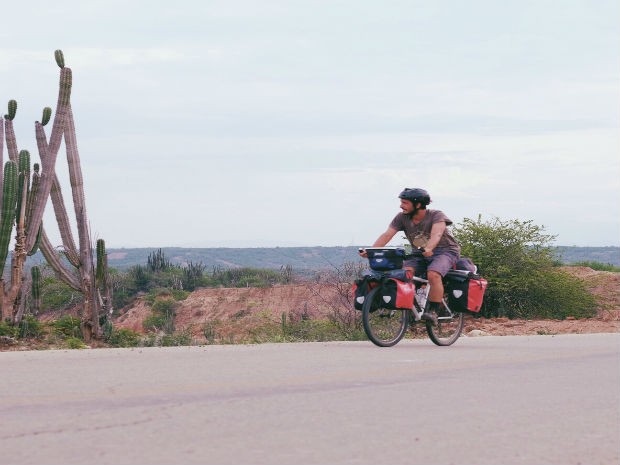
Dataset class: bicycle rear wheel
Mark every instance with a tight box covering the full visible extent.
[426,300,464,346]
[362,287,409,347]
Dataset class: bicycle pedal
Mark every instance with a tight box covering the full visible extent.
[380,310,397,318]
[421,312,438,326]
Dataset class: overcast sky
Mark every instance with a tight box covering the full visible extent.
[2,0,619,248]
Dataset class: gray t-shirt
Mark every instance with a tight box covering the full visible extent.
[389,209,460,253]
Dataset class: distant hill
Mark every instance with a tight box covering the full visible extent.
[553,246,620,267]
[104,247,364,272]
[97,245,620,271]
[20,246,619,275]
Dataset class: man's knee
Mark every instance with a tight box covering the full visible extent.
[427,270,442,283]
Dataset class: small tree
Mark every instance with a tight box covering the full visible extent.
[453,216,596,319]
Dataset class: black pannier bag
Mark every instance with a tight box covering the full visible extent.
[445,270,488,313]
[352,271,382,310]
[352,269,413,311]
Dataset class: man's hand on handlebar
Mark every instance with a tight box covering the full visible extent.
[358,246,431,259]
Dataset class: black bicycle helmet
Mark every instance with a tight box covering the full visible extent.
[398,188,431,206]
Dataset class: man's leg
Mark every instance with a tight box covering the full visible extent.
[421,251,458,325]
[427,271,444,302]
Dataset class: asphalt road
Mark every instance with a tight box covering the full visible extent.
[1,333,619,465]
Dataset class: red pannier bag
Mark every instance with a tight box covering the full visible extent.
[379,278,414,310]
[445,270,488,313]
[353,270,413,311]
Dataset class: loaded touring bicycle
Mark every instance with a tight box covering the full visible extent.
[353,247,487,347]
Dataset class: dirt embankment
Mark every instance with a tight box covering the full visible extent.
[113,267,620,342]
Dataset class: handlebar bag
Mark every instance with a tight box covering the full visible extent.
[445,271,488,313]
[380,278,414,310]
[366,247,406,271]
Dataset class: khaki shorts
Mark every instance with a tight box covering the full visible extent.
[404,249,459,277]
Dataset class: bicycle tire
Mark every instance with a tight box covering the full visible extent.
[362,287,409,347]
[425,299,464,346]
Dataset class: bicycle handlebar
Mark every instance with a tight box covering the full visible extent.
[358,247,425,259]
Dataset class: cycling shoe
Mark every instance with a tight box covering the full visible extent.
[421,311,438,326]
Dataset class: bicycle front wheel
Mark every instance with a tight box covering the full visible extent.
[362,287,409,347]
[425,301,464,346]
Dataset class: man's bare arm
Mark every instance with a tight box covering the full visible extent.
[359,227,399,257]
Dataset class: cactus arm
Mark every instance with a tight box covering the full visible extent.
[16,150,30,228]
[27,224,42,256]
[25,166,42,256]
[96,238,112,314]
[54,50,65,68]
[31,265,41,315]
[50,178,80,266]
[25,164,39,232]
[31,265,41,300]
[39,229,81,291]
[3,116,19,162]
[96,238,105,286]
[0,161,17,272]
[64,105,99,338]
[64,106,92,269]
[25,64,72,252]
[33,121,79,265]
[41,107,52,127]
[1,118,4,194]
[6,100,17,121]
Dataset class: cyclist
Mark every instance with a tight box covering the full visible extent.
[360,187,461,324]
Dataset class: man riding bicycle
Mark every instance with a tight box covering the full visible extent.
[359,188,461,325]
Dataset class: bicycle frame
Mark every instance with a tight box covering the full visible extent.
[410,275,457,324]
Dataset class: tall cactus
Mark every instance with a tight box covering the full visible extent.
[1,53,74,323]
[96,238,112,316]
[0,161,17,273]
[31,265,41,314]
[1,50,110,340]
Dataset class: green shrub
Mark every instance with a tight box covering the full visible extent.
[18,315,45,338]
[202,321,218,344]
[145,288,188,304]
[129,264,150,292]
[160,332,192,346]
[569,261,620,272]
[106,328,140,347]
[52,316,82,338]
[182,261,206,291]
[0,320,18,337]
[151,297,176,316]
[452,216,598,319]
[41,275,82,311]
[65,337,87,349]
[143,295,177,334]
[522,270,597,319]
[248,317,366,344]
[143,313,169,332]
[206,266,288,288]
